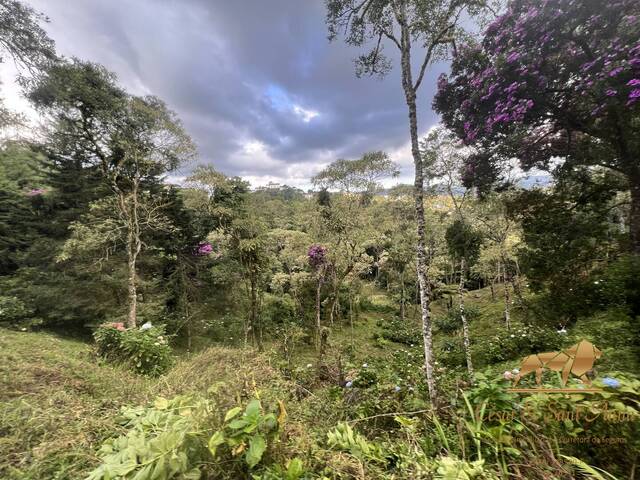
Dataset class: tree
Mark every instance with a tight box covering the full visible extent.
[434,0,640,251]
[186,167,271,350]
[312,152,398,327]
[326,0,490,402]
[0,0,56,74]
[31,61,196,327]
[424,127,479,378]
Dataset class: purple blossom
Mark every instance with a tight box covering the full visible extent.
[608,67,624,77]
[605,88,617,96]
[627,79,640,87]
[308,244,327,269]
[26,188,46,196]
[630,89,640,99]
[506,51,521,63]
[195,242,213,256]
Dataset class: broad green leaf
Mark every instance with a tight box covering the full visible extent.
[286,458,304,479]
[224,406,243,423]
[228,419,249,430]
[208,431,225,457]
[245,399,261,419]
[246,434,266,468]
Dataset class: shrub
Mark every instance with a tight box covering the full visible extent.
[476,323,565,364]
[0,295,34,324]
[434,305,480,334]
[378,317,421,345]
[86,395,208,480]
[439,338,466,368]
[93,323,173,376]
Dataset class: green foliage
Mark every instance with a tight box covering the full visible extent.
[87,395,208,480]
[94,324,173,376]
[253,458,306,480]
[326,422,386,463]
[435,306,480,334]
[378,316,421,345]
[445,220,483,267]
[208,399,285,470]
[434,456,495,480]
[476,323,564,364]
[0,295,33,324]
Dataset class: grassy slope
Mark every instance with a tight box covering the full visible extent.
[2,285,637,479]
[0,329,297,480]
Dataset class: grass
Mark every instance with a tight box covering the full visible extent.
[2,284,637,479]
[0,329,151,479]
[0,328,315,479]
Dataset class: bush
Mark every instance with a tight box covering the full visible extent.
[93,323,173,376]
[378,317,421,345]
[476,322,565,364]
[439,338,466,368]
[0,295,34,324]
[434,305,480,334]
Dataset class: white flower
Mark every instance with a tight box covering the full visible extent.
[140,322,153,331]
[512,368,519,375]
[362,363,368,368]
[345,381,353,388]
[503,371,514,380]
[510,334,515,338]
[394,385,401,392]
[306,363,313,368]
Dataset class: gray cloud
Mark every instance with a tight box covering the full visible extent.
[25,0,447,187]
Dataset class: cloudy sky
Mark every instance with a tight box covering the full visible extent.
[3,0,450,189]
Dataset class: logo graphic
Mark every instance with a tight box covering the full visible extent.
[508,340,603,393]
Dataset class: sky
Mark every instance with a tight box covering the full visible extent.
[2,0,451,189]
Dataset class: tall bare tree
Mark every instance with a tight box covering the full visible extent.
[326,0,491,402]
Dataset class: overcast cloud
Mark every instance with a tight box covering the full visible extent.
[3,0,450,189]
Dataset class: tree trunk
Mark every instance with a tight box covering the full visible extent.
[398,20,437,404]
[458,258,474,379]
[503,276,511,330]
[315,276,322,352]
[125,179,141,329]
[400,271,406,320]
[250,272,262,351]
[630,174,640,254]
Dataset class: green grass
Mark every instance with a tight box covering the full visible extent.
[0,329,298,479]
[2,284,637,479]
[0,329,152,479]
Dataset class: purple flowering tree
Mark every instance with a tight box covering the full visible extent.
[434,0,640,251]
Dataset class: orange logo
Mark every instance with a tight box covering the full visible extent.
[508,340,603,393]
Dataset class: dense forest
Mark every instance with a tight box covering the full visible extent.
[1,0,639,479]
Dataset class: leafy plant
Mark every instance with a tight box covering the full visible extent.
[94,323,173,376]
[326,422,386,464]
[208,399,286,470]
[86,395,209,480]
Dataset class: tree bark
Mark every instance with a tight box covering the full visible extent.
[630,174,640,254]
[250,271,262,351]
[400,271,406,320]
[315,275,322,352]
[125,178,141,329]
[458,258,474,379]
[398,18,437,403]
